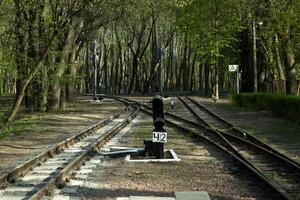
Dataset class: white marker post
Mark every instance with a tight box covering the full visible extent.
[229,65,239,94]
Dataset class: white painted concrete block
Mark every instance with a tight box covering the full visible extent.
[69,180,84,186]
[130,197,175,200]
[53,194,70,200]
[0,195,24,200]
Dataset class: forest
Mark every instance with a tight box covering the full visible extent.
[0,0,299,123]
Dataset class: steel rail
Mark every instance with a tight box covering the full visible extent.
[179,97,300,200]
[28,107,140,200]
[185,96,300,169]
[0,102,139,200]
[186,97,300,167]
[180,97,300,170]
[177,96,210,127]
[114,96,295,200]
[0,107,127,188]
[139,107,292,200]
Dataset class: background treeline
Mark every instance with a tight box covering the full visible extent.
[0,0,299,123]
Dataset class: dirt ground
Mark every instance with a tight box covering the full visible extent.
[78,113,276,200]
[191,97,300,163]
[1,96,298,200]
[0,97,125,175]
[75,96,299,200]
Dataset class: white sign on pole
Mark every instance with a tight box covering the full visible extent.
[152,132,167,143]
[229,65,239,72]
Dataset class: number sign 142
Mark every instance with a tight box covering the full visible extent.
[152,132,167,143]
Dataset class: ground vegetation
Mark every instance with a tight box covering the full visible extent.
[0,0,299,124]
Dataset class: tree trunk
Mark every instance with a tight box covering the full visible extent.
[189,53,197,92]
[284,50,296,95]
[198,63,203,91]
[181,36,188,91]
[7,34,55,123]
[103,44,109,93]
[14,0,26,105]
[110,47,115,94]
[127,56,138,94]
[49,21,77,110]
[252,18,258,93]
[66,17,81,101]
[66,44,78,101]
[240,29,252,92]
[274,33,285,94]
[283,26,296,95]
[85,43,90,93]
[204,62,210,95]
[297,81,300,96]
[114,49,120,95]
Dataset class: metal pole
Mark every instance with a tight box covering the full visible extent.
[160,46,164,95]
[237,66,240,94]
[252,5,258,93]
[93,59,97,100]
[93,41,98,100]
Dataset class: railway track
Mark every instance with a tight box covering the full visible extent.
[0,104,139,200]
[114,96,300,200]
[177,96,300,200]
[183,96,300,166]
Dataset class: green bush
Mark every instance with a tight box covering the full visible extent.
[232,93,300,123]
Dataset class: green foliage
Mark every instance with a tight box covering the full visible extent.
[176,0,244,57]
[233,93,300,123]
[296,64,300,80]
[0,95,40,138]
[0,115,39,140]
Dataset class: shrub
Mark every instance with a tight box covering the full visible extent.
[232,93,300,123]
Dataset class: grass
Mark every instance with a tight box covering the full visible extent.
[206,98,300,161]
[0,95,107,141]
[232,93,300,123]
[250,121,300,146]
[0,96,78,141]
[0,95,49,140]
[0,115,40,140]
[215,100,300,135]
[213,102,252,112]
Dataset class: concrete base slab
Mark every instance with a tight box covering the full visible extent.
[46,157,72,162]
[62,186,78,194]
[100,149,143,157]
[5,186,35,192]
[88,134,104,139]
[175,191,211,200]
[74,173,88,179]
[74,142,90,147]
[130,197,175,200]
[31,169,56,174]
[21,174,49,181]
[3,186,36,193]
[78,169,93,174]
[69,180,84,186]
[89,159,101,164]
[43,160,68,164]
[126,149,180,163]
[34,164,64,170]
[64,149,84,153]
[109,146,143,152]
[80,166,96,171]
[0,195,24,200]
[52,195,70,200]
